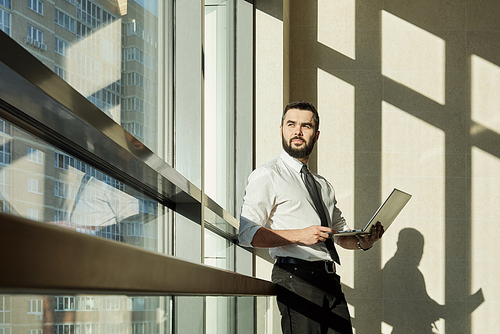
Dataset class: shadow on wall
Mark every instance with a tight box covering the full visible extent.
[381,229,483,333]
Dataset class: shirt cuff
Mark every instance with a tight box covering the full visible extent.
[238,215,263,247]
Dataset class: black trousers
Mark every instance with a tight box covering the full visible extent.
[272,260,353,334]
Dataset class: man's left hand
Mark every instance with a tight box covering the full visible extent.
[355,221,385,250]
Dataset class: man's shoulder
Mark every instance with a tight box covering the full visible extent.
[247,156,283,180]
[255,156,284,173]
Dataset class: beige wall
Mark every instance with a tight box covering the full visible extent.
[255,0,500,332]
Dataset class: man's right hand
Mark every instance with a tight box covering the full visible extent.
[296,225,335,245]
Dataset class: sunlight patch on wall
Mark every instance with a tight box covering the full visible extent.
[381,11,445,105]
[381,101,445,304]
[317,0,355,60]
[471,146,500,281]
[317,68,355,288]
[255,8,284,167]
[382,322,393,334]
[471,54,500,135]
[471,146,500,332]
[317,69,355,222]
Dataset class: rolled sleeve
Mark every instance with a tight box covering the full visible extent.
[330,197,351,244]
[238,167,276,247]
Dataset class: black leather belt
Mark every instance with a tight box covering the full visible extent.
[276,257,335,273]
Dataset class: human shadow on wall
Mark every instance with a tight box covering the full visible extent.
[381,228,484,333]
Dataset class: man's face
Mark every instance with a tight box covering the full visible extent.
[280,108,320,163]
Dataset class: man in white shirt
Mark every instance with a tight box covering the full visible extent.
[239,101,384,333]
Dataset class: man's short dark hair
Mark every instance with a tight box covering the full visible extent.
[282,101,320,132]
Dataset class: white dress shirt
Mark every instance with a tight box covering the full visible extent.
[239,150,351,261]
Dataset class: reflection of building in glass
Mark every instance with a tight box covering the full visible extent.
[0,118,162,332]
[0,294,163,334]
[0,0,158,151]
[0,117,158,247]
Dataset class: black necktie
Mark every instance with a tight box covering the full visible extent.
[301,165,340,265]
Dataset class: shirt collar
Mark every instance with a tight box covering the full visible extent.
[280,150,306,174]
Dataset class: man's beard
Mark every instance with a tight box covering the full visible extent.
[282,134,315,160]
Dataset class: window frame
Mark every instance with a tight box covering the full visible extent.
[27,25,43,44]
[28,0,43,15]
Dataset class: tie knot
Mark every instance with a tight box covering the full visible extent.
[301,165,310,175]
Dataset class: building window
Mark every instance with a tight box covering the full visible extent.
[55,9,76,33]
[75,51,100,79]
[28,330,42,334]
[27,208,40,221]
[101,174,123,191]
[126,72,158,95]
[55,324,104,334]
[0,0,10,9]
[55,38,70,57]
[55,66,70,82]
[126,97,144,113]
[27,178,43,194]
[54,296,75,311]
[98,223,121,241]
[27,25,43,43]
[55,324,101,334]
[101,90,121,113]
[77,0,101,28]
[0,8,10,36]
[102,297,125,310]
[54,210,68,223]
[54,180,74,199]
[0,169,11,198]
[123,122,144,139]
[75,22,98,54]
[26,25,46,50]
[0,136,11,165]
[131,322,159,334]
[55,152,83,171]
[126,222,143,237]
[76,297,99,311]
[126,222,156,239]
[54,325,74,334]
[27,147,44,164]
[125,47,157,70]
[28,0,43,15]
[139,199,158,215]
[126,21,158,47]
[0,120,11,135]
[126,72,144,88]
[27,299,43,315]
[0,295,11,324]
[76,21,91,39]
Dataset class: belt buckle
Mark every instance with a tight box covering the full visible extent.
[324,261,335,274]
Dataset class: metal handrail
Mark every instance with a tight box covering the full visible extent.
[0,213,276,296]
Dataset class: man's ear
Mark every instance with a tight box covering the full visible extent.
[314,130,320,143]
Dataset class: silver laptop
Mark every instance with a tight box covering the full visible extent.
[336,188,412,236]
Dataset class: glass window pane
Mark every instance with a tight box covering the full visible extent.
[5,0,166,156]
[0,117,166,254]
[204,0,235,214]
[12,295,170,334]
[204,228,235,334]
